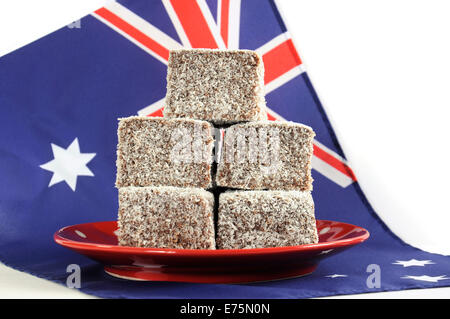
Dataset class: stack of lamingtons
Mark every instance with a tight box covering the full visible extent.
[116,49,319,250]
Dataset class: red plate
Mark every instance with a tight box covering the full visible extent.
[54,220,369,283]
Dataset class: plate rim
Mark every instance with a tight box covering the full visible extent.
[54,220,370,256]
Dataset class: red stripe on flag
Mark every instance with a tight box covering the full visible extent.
[313,145,357,181]
[262,39,302,84]
[95,8,170,61]
[169,0,218,48]
[220,0,230,47]
[145,108,164,117]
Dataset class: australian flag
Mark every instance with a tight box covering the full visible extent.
[0,0,449,298]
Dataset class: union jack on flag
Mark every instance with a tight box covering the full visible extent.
[1,0,450,299]
[92,0,357,188]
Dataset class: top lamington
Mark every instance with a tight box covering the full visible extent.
[163,49,267,124]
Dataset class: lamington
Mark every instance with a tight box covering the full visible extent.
[116,116,214,188]
[163,49,267,124]
[216,121,315,191]
[118,186,216,249]
[217,190,318,249]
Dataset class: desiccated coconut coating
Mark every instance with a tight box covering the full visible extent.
[217,190,318,249]
[216,121,315,191]
[163,49,267,124]
[116,116,214,189]
[118,186,216,249]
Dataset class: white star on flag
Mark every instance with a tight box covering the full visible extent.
[325,274,348,278]
[40,138,96,191]
[401,275,449,283]
[393,259,435,267]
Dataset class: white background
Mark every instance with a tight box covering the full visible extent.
[0,0,449,298]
